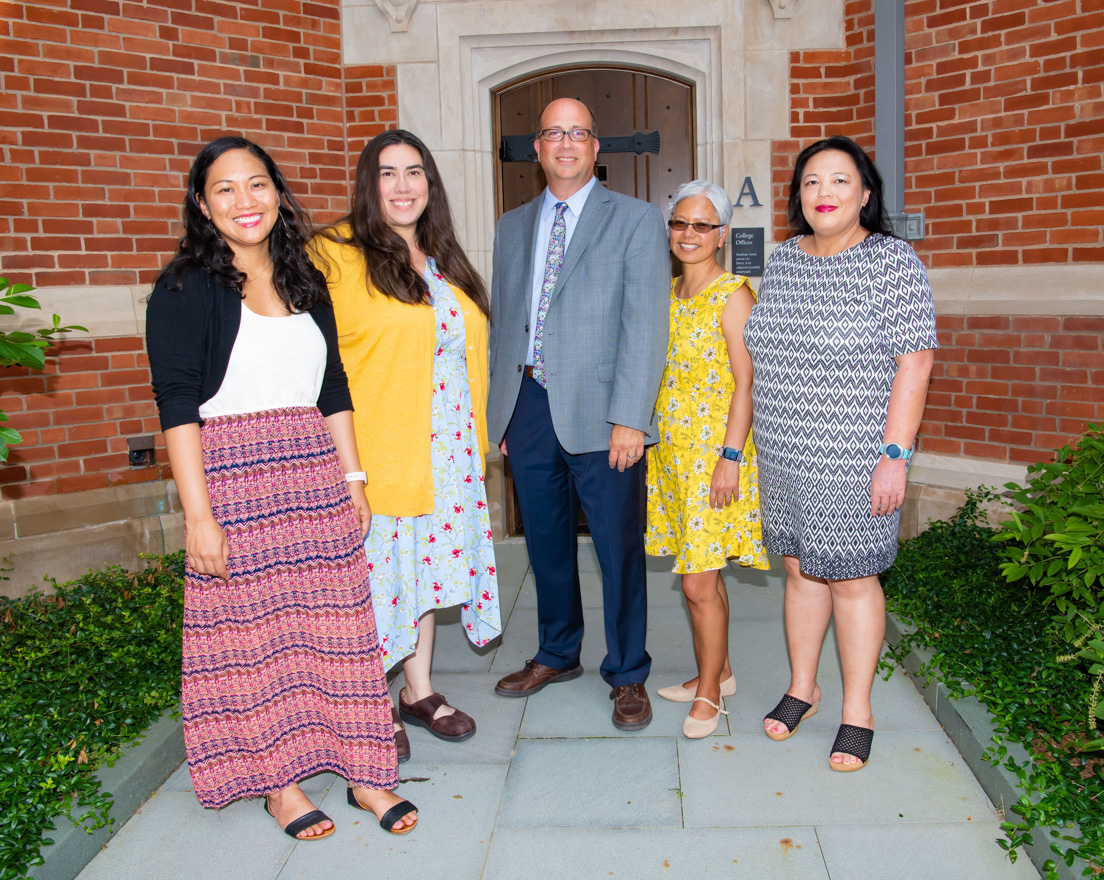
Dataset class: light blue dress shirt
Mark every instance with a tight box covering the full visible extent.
[525,176,600,365]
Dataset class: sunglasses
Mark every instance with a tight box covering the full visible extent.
[667,220,725,233]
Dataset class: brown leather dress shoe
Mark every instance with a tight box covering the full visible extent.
[398,689,476,742]
[494,659,584,697]
[391,706,410,763]
[610,683,653,730]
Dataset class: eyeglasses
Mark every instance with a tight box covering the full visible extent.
[668,220,725,233]
[538,128,595,142]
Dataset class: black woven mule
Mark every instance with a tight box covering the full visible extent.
[763,693,819,741]
[829,719,875,772]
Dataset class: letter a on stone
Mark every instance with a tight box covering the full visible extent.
[735,176,762,207]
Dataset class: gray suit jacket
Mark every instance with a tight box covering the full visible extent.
[487,184,670,454]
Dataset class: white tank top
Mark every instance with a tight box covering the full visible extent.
[198,303,326,419]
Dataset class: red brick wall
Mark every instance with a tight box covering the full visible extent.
[0,0,399,289]
[772,0,876,242]
[775,0,1103,464]
[776,0,1104,265]
[345,64,398,168]
[1,337,164,499]
[0,1,399,500]
[904,0,1104,267]
[921,316,1104,464]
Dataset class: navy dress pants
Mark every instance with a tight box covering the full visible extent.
[504,374,651,688]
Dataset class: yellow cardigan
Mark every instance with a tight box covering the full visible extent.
[311,230,490,517]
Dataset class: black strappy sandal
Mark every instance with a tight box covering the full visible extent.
[346,787,418,835]
[262,797,335,841]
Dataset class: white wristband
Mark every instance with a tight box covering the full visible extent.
[344,471,367,483]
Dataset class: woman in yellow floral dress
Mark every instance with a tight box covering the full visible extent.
[645,180,769,739]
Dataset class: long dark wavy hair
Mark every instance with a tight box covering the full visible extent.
[786,136,896,238]
[321,130,489,316]
[158,136,330,310]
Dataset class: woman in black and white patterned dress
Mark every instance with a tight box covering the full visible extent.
[743,136,937,772]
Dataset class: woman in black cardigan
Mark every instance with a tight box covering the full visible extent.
[147,136,417,840]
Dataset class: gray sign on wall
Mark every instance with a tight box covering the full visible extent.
[730,227,765,276]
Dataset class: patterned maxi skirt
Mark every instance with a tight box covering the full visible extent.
[183,407,397,808]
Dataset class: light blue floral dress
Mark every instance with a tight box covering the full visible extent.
[363,259,501,670]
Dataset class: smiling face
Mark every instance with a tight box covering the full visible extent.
[534,98,599,199]
[198,148,280,257]
[377,142,429,236]
[798,149,870,240]
[669,194,726,268]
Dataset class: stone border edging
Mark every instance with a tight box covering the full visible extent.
[27,708,185,880]
[886,612,1087,880]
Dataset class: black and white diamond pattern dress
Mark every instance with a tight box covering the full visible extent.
[743,234,937,579]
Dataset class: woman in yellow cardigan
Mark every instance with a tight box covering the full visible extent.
[313,130,501,761]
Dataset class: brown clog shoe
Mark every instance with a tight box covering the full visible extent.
[398,688,476,742]
[391,705,410,763]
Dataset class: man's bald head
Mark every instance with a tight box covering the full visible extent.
[539,98,596,135]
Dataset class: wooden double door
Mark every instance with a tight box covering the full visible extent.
[492,66,695,534]
[495,66,695,213]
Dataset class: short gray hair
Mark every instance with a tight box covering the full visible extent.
[666,180,733,225]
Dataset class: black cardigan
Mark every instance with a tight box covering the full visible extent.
[146,266,353,432]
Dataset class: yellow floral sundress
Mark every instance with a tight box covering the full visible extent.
[645,273,769,574]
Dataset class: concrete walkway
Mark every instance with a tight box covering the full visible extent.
[76,544,1038,880]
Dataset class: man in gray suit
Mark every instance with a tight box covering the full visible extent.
[487,98,669,730]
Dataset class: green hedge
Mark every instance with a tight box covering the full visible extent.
[0,553,185,880]
[884,489,1103,878]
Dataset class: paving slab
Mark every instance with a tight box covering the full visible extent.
[69,543,1038,880]
[490,600,698,677]
[511,566,612,610]
[75,790,300,880]
[483,827,830,879]
[723,576,791,620]
[724,648,942,736]
[816,822,1041,879]
[276,765,505,880]
[504,570,540,609]
[408,610,501,673]
[518,668,731,739]
[577,541,602,573]
[679,729,997,828]
[160,760,194,793]
[391,672,525,766]
[497,737,682,829]
[487,541,530,587]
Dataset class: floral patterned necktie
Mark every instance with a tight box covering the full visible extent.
[530,201,567,388]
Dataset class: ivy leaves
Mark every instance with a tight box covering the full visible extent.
[0,277,86,461]
[883,489,1103,878]
[994,425,1104,750]
[995,425,1104,645]
[0,554,184,880]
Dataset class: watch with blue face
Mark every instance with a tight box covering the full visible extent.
[720,446,744,463]
[880,443,912,461]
